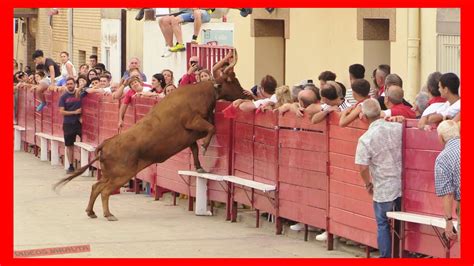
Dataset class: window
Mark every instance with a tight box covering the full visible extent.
[104,47,111,71]
[78,50,86,66]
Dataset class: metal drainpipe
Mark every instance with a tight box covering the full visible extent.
[407,8,421,103]
[68,8,73,61]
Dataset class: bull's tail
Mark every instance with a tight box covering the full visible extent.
[53,143,104,192]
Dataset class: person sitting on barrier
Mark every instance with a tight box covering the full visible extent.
[380,85,416,119]
[59,77,88,173]
[346,64,365,105]
[179,56,201,86]
[424,73,460,129]
[318,70,336,88]
[122,57,147,82]
[355,98,402,258]
[160,8,214,55]
[418,72,454,129]
[56,51,77,86]
[434,120,461,241]
[118,76,143,129]
[32,50,60,112]
[339,79,371,127]
[232,75,277,112]
[311,81,351,124]
[78,64,89,76]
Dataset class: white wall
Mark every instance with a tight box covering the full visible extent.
[101,19,121,83]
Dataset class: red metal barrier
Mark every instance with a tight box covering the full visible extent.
[278,112,328,231]
[187,43,234,71]
[201,101,233,204]
[232,109,255,207]
[253,111,279,215]
[25,88,36,147]
[402,120,459,258]
[17,87,27,145]
[326,113,377,249]
[81,93,101,147]
[134,96,160,193]
[16,83,460,258]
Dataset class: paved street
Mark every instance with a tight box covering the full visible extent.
[14,151,356,258]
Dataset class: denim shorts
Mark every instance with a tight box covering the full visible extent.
[179,10,211,23]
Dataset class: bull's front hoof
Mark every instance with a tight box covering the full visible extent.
[196,168,207,173]
[105,215,118,221]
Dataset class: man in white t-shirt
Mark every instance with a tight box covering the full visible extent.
[425,73,460,128]
[232,75,277,112]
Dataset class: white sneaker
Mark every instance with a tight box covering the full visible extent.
[290,223,305,231]
[161,46,172,58]
[315,231,328,241]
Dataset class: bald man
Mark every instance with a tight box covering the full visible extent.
[277,85,320,117]
[381,85,416,119]
[179,56,201,86]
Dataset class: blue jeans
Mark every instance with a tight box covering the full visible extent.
[179,10,211,23]
[373,197,401,258]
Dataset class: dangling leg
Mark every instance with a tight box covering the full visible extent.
[190,142,205,173]
[184,115,215,154]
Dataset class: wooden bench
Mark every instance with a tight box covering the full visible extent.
[223,175,276,225]
[178,170,225,216]
[13,125,26,151]
[74,142,97,177]
[387,211,459,258]
[34,132,64,166]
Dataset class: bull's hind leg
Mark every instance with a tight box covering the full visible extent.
[85,181,108,218]
[101,176,131,221]
[185,115,216,154]
[190,142,205,173]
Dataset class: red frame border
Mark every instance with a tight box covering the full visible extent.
[4,2,472,266]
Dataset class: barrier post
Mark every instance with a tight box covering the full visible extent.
[80,148,91,176]
[195,177,212,216]
[51,140,60,165]
[40,137,48,161]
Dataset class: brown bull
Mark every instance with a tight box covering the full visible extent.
[54,52,250,221]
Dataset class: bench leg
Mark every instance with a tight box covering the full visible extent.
[50,140,60,166]
[256,209,260,228]
[80,148,91,176]
[64,146,70,170]
[14,129,22,151]
[195,177,212,216]
[40,137,48,161]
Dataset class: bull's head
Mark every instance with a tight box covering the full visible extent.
[214,50,253,101]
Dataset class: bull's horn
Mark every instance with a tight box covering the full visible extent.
[224,49,238,74]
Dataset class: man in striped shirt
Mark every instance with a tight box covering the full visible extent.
[435,120,461,241]
[311,81,351,124]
